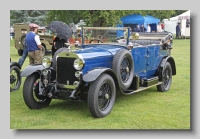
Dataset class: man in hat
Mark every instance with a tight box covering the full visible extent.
[26,23,43,64]
[176,22,181,39]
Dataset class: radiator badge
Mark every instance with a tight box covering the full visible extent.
[66,52,69,56]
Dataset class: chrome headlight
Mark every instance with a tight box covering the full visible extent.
[42,57,51,68]
[42,69,49,76]
[74,58,84,70]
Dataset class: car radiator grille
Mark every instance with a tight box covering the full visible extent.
[57,57,77,85]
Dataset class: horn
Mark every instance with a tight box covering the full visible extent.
[132,33,139,40]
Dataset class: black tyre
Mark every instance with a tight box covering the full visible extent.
[18,49,23,56]
[157,62,172,92]
[52,48,68,70]
[112,49,134,90]
[10,66,21,92]
[88,74,116,118]
[23,72,51,109]
[41,44,46,57]
[89,39,103,43]
[21,34,26,47]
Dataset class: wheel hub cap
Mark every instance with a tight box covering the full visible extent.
[105,94,109,99]
[126,67,129,73]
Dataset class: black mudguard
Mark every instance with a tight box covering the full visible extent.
[155,56,176,79]
[83,68,115,82]
[83,68,124,94]
[10,62,21,69]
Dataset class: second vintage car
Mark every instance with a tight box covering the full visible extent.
[13,23,54,56]
[21,25,176,118]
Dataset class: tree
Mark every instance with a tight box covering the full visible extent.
[10,10,48,26]
[45,10,177,27]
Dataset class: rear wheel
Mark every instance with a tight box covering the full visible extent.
[157,62,172,92]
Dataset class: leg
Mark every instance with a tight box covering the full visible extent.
[34,50,42,64]
[51,46,57,58]
[28,52,34,65]
[18,46,28,67]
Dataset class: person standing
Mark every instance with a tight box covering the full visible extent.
[134,24,141,32]
[140,24,146,32]
[51,36,67,57]
[18,38,28,67]
[147,24,151,33]
[176,23,181,39]
[10,26,14,40]
[26,23,43,65]
[157,22,163,32]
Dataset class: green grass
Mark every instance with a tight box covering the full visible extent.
[10,38,190,129]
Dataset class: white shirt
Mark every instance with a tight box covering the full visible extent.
[34,35,41,45]
[10,27,14,33]
[157,25,162,32]
[147,26,151,33]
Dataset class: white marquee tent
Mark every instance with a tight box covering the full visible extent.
[163,10,190,34]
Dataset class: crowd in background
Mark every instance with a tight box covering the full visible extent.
[130,22,164,34]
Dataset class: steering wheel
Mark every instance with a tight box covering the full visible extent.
[89,39,103,43]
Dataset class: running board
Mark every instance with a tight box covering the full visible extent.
[123,82,162,95]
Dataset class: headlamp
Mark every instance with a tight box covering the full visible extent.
[73,58,84,70]
[42,57,51,68]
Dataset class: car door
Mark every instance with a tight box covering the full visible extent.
[132,46,148,77]
[146,45,160,75]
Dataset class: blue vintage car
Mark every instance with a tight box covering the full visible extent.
[21,27,176,118]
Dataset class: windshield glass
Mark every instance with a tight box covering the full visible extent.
[72,27,129,45]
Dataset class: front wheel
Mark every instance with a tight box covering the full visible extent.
[23,73,51,109]
[10,66,21,92]
[88,74,116,118]
[157,62,172,92]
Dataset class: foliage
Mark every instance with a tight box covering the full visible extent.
[10,10,187,27]
[173,10,188,16]
[10,10,48,26]
[45,10,177,27]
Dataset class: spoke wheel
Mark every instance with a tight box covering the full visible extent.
[112,49,134,90]
[23,73,51,109]
[10,66,21,92]
[120,57,131,83]
[157,62,172,92]
[88,74,116,118]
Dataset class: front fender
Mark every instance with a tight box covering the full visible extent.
[83,68,122,94]
[83,68,115,82]
[21,65,45,77]
[10,62,21,69]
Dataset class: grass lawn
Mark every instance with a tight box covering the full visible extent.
[10,38,190,129]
